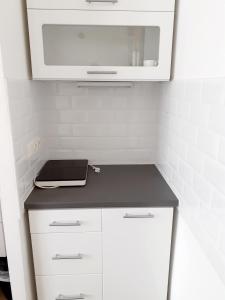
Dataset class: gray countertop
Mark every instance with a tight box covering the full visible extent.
[24,165,179,210]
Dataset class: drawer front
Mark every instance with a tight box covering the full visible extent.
[32,233,102,275]
[102,207,173,300]
[29,209,101,233]
[36,274,102,300]
[27,0,175,12]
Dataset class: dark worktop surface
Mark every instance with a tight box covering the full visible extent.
[24,165,179,210]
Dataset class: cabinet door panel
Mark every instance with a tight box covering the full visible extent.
[102,208,173,300]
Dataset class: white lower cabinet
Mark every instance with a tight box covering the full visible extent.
[102,208,173,300]
[29,208,174,300]
[36,274,102,300]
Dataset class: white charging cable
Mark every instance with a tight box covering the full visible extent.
[89,164,101,173]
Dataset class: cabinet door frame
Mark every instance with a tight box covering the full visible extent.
[27,10,174,81]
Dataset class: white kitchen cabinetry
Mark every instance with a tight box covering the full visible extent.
[29,208,174,300]
[102,208,173,300]
[26,1,175,81]
[27,0,175,11]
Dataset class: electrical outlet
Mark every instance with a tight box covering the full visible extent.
[27,137,41,158]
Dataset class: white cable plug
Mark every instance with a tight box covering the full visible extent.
[89,164,101,173]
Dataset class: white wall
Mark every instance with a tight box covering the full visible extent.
[157,78,225,289]
[0,1,45,300]
[0,0,31,79]
[157,0,225,297]
[7,79,45,206]
[170,216,225,300]
[0,48,33,299]
[173,0,225,79]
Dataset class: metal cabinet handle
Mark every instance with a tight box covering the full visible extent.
[87,71,117,75]
[52,253,83,260]
[123,213,154,219]
[49,221,81,227]
[86,0,118,3]
[56,294,85,300]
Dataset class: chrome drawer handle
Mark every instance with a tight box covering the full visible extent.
[56,294,85,300]
[87,71,117,75]
[49,221,81,227]
[86,0,118,3]
[52,253,83,260]
[123,213,154,219]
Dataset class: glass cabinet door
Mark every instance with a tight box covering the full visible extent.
[28,10,174,80]
[43,25,160,67]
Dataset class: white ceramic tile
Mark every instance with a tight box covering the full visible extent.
[204,158,225,195]
[197,129,220,158]
[210,105,225,137]
[218,138,225,165]
[59,110,88,123]
[202,78,225,105]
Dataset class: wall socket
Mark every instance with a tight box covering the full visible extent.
[27,137,41,158]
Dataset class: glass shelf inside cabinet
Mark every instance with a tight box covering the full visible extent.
[42,25,160,67]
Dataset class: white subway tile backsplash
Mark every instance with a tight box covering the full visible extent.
[7,79,45,204]
[157,77,225,286]
[40,82,159,165]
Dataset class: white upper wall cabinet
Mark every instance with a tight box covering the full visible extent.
[26,1,175,81]
[27,0,175,12]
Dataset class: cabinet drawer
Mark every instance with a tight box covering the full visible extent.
[27,0,175,12]
[103,207,173,231]
[29,209,101,233]
[32,233,102,275]
[36,274,102,300]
